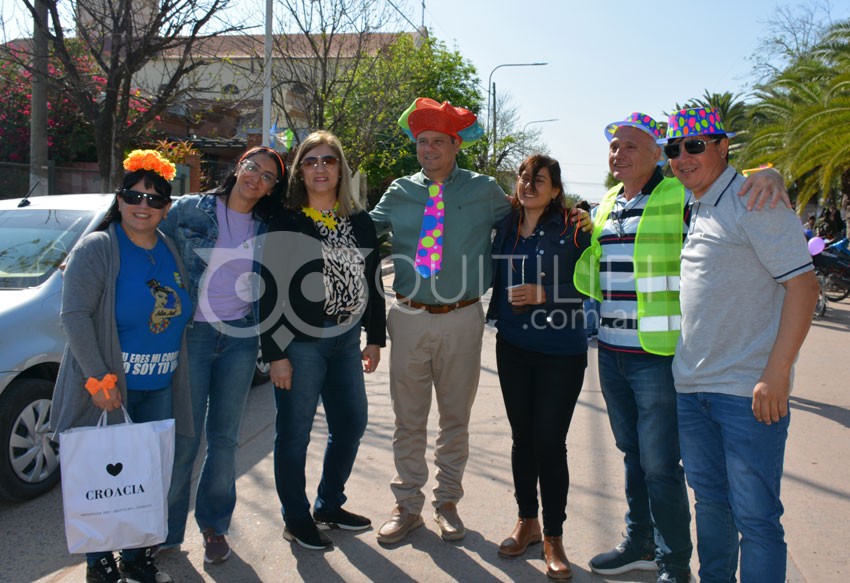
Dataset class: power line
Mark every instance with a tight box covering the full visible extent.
[386,0,419,31]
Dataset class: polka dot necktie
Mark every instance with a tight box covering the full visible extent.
[414,182,445,278]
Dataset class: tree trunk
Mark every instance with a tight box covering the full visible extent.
[28,0,49,196]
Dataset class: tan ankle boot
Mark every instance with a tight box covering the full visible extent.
[498,517,542,557]
[542,535,572,580]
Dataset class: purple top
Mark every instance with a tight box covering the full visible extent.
[193,198,258,322]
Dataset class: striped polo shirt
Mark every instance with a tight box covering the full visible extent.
[597,168,692,353]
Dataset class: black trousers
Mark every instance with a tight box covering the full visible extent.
[495,335,586,536]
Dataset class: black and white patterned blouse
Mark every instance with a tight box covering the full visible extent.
[311,214,367,317]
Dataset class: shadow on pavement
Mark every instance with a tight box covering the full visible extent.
[790,395,850,429]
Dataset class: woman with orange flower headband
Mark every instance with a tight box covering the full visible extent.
[157,145,287,564]
[50,149,193,583]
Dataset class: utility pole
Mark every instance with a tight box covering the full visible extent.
[29,0,49,196]
[262,0,272,147]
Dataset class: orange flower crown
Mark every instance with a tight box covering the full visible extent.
[123,149,177,182]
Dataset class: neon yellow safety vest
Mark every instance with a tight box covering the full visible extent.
[573,178,685,356]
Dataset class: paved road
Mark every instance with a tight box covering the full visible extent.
[2,292,848,582]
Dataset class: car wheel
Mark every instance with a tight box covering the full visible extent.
[253,353,271,386]
[0,378,61,501]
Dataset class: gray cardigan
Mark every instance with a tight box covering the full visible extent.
[50,223,193,437]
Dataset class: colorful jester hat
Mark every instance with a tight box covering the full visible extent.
[398,98,484,148]
[658,107,737,144]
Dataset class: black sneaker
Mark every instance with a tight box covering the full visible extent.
[86,555,126,583]
[283,517,333,550]
[589,538,656,575]
[313,507,372,531]
[118,548,172,583]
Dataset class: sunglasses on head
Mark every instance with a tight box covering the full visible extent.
[300,155,339,169]
[664,137,722,159]
[120,190,171,209]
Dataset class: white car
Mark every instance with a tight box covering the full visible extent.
[0,193,114,501]
[0,193,270,501]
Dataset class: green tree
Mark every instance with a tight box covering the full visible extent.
[741,19,850,212]
[332,34,482,203]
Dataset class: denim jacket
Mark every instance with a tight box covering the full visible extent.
[487,209,590,322]
[159,193,270,325]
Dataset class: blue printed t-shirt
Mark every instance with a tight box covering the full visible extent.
[115,225,192,390]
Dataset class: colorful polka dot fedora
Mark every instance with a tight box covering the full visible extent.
[658,107,736,144]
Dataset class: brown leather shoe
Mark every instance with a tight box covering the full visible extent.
[434,502,466,541]
[543,535,573,580]
[498,517,543,557]
[376,507,423,545]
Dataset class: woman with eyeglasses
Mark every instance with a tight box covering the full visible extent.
[259,131,386,550]
[51,150,191,583]
[158,145,287,563]
[486,154,590,580]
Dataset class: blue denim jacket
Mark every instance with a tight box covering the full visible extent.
[160,193,269,325]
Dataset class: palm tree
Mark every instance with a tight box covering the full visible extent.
[741,19,850,211]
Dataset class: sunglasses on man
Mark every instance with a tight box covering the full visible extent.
[120,190,171,209]
[664,137,723,160]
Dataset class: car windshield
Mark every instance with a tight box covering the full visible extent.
[0,208,94,289]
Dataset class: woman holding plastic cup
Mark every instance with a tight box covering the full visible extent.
[486,154,590,580]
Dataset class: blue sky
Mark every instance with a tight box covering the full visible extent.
[417,0,850,200]
[4,0,849,201]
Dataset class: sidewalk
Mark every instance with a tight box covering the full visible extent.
[25,291,850,582]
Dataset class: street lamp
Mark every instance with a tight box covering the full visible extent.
[487,62,548,164]
[522,118,559,133]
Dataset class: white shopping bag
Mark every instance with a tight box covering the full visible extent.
[59,407,175,554]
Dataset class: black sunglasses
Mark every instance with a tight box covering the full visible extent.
[300,155,340,168]
[664,137,722,159]
[120,190,171,209]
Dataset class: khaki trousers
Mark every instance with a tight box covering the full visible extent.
[386,300,485,513]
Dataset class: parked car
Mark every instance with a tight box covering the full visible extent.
[0,193,272,502]
[0,193,113,501]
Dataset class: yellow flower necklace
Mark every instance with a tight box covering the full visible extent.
[302,202,339,230]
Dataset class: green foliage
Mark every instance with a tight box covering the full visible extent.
[329,35,484,206]
[741,19,850,211]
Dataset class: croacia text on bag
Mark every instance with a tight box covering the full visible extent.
[59,407,175,554]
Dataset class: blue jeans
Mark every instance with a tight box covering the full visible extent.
[273,323,368,524]
[87,387,172,566]
[677,392,789,583]
[165,317,258,545]
[597,348,692,571]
